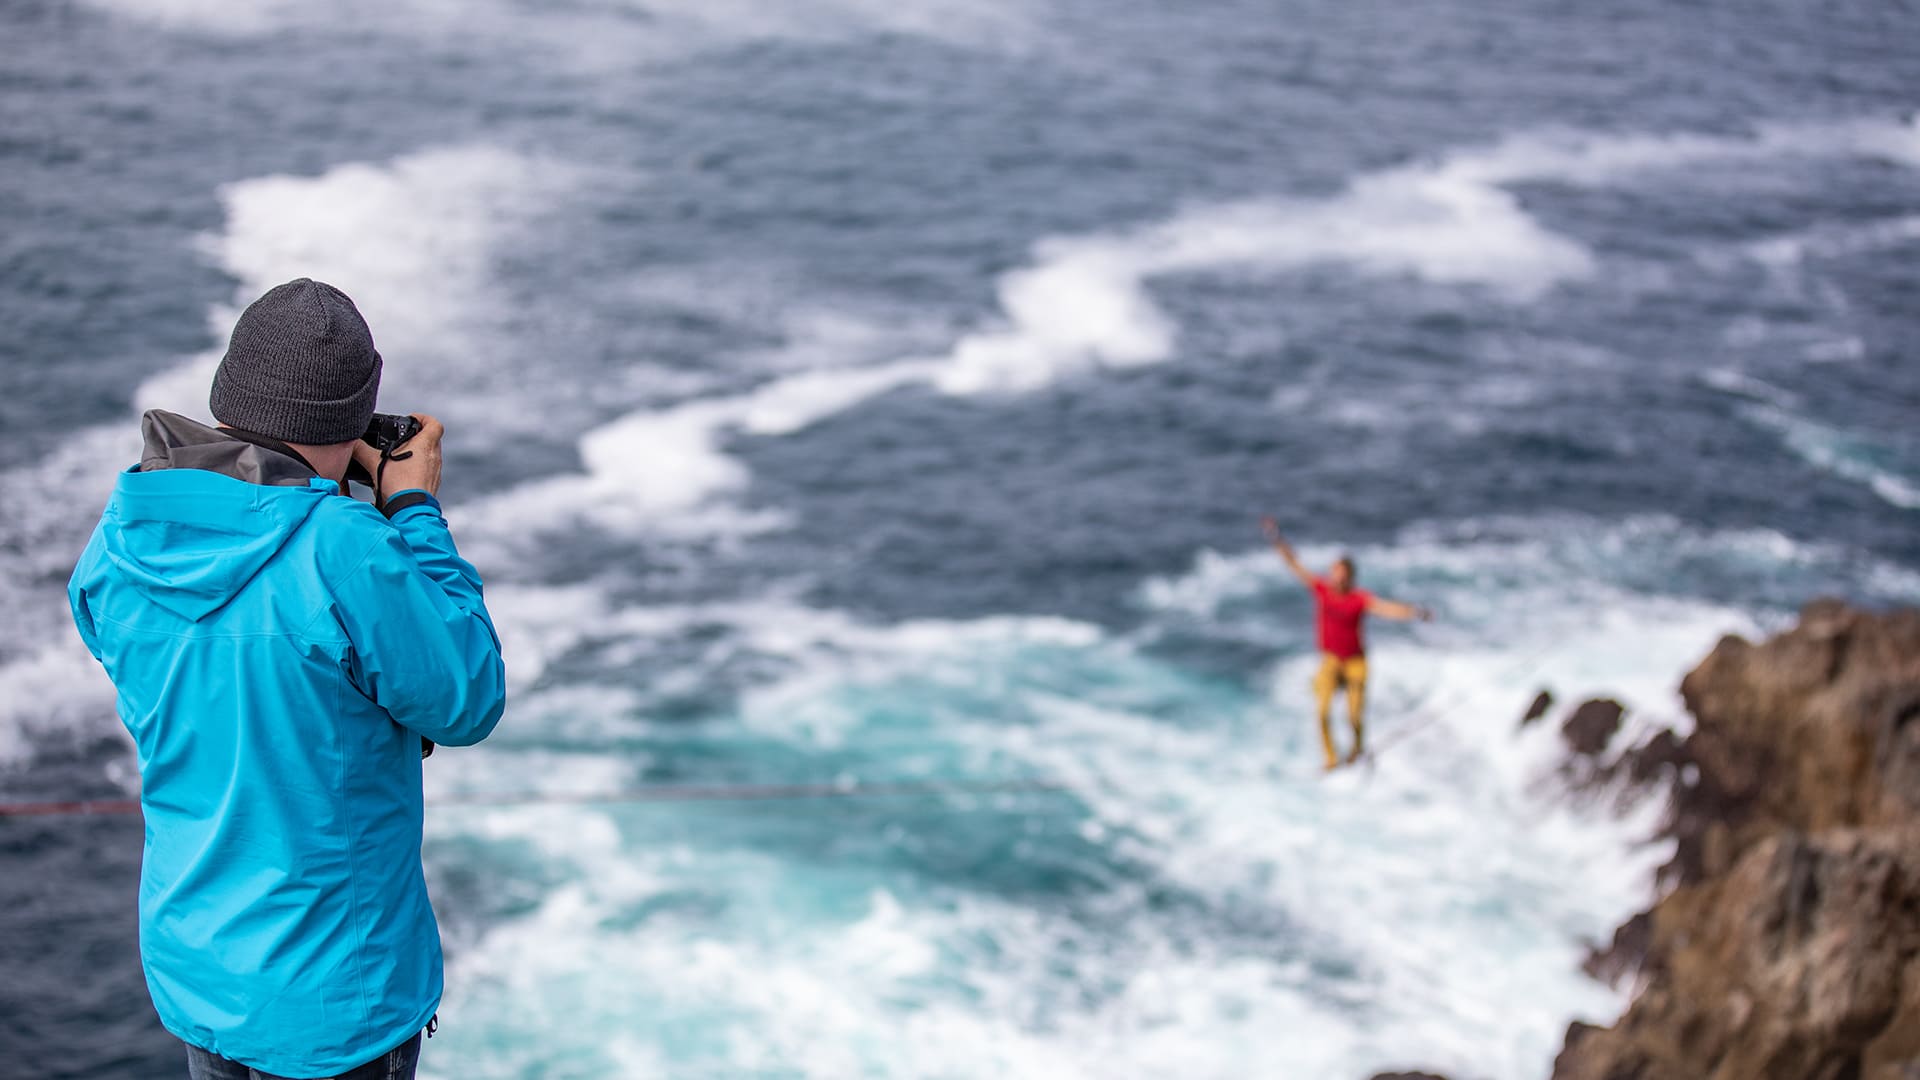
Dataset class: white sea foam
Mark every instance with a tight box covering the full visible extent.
[194,146,583,427]
[1741,403,1920,510]
[125,148,575,444]
[0,642,125,769]
[117,143,579,439]
[1698,367,1800,407]
[928,138,1603,397]
[204,147,561,340]
[452,360,935,540]
[1803,337,1868,363]
[424,863,1374,1079]
[1019,114,1920,372]
[1703,375,1920,511]
[1444,115,1920,185]
[0,423,144,766]
[1746,213,1920,268]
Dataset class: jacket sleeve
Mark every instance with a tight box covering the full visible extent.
[332,494,506,747]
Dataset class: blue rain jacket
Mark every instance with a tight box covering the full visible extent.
[67,411,506,1077]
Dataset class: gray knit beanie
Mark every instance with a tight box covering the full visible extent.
[209,278,382,445]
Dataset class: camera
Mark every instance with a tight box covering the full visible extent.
[362,413,423,454]
[343,413,422,490]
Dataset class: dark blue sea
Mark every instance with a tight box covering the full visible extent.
[4,1,1919,1076]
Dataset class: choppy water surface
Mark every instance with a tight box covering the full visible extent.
[3,2,1918,1077]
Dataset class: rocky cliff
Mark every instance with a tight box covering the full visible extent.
[1553,600,1920,1080]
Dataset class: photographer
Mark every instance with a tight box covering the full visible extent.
[67,278,507,1080]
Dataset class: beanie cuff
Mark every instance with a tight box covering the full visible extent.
[210,357,381,445]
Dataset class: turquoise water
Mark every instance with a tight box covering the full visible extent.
[3,1,1920,1076]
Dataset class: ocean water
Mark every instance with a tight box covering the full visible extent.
[4,2,1920,1077]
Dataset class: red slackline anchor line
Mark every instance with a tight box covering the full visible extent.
[0,777,1073,819]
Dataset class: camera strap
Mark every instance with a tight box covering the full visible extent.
[372,447,414,514]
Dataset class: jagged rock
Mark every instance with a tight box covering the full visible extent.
[1520,689,1555,727]
[1561,698,1623,756]
[1554,827,1920,1080]
[1561,1021,1602,1054]
[1617,728,1688,789]
[1581,910,1650,988]
[1666,600,1920,882]
[1553,603,1920,1080]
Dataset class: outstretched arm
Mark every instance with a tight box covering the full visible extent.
[1259,516,1317,591]
[1367,596,1434,622]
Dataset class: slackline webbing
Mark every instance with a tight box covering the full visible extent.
[0,777,1073,819]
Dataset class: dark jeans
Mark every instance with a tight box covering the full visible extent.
[184,1033,421,1080]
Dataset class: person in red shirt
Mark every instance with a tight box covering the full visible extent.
[1261,517,1431,770]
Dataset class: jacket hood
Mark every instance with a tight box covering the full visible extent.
[139,409,323,485]
[102,411,337,621]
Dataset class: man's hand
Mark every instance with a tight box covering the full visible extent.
[350,413,444,502]
[1262,515,1316,589]
[1259,515,1290,553]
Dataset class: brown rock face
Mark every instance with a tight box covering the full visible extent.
[1664,600,1920,884]
[1553,602,1920,1080]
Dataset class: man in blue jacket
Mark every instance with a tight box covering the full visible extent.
[67,278,508,1080]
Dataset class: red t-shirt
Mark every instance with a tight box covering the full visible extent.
[1313,579,1372,659]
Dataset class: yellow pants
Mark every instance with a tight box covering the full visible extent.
[1312,653,1368,767]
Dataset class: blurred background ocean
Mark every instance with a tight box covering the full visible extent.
[2,1,1918,1076]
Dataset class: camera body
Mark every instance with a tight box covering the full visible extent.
[362,412,423,455]
[343,413,423,490]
